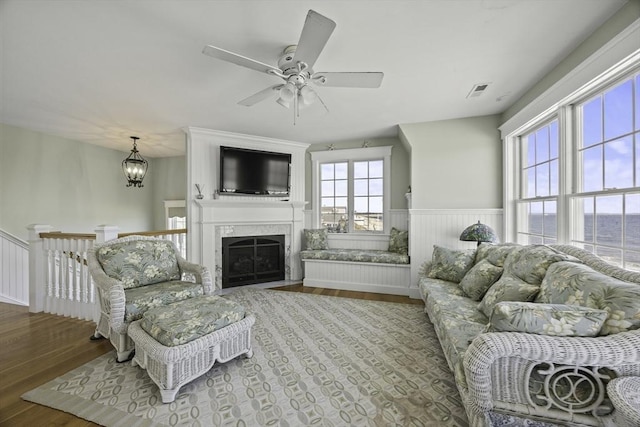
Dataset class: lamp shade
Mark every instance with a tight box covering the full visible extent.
[460,221,498,246]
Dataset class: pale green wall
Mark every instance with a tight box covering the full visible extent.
[0,123,156,240]
[304,137,411,211]
[151,156,187,229]
[502,0,640,123]
[399,115,502,209]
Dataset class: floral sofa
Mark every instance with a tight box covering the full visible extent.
[87,235,214,361]
[419,243,640,427]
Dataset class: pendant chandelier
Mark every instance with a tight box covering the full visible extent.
[122,136,148,188]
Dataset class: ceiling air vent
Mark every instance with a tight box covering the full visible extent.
[467,82,491,98]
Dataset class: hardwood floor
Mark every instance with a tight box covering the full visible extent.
[0,286,423,426]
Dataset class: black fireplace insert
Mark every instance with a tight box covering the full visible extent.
[221,235,285,288]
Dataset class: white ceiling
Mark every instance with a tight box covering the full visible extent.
[1,0,627,157]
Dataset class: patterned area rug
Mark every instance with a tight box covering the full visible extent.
[22,288,468,426]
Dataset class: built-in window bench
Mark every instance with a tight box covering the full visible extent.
[299,233,411,297]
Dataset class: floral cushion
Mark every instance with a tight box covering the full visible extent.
[419,277,467,302]
[475,243,521,267]
[536,261,640,335]
[424,284,487,389]
[506,245,578,285]
[388,227,409,255]
[124,280,204,323]
[477,245,577,317]
[427,245,476,283]
[141,295,246,347]
[459,259,504,301]
[488,301,608,337]
[96,240,180,289]
[478,276,540,317]
[303,228,329,250]
[300,249,409,264]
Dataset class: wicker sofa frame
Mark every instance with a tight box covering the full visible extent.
[420,244,640,427]
[87,235,215,362]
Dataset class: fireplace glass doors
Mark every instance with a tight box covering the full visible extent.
[221,235,285,288]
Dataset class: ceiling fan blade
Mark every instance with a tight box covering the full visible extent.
[238,85,282,106]
[203,45,281,75]
[292,10,336,69]
[313,72,384,88]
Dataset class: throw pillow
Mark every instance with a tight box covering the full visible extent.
[475,243,521,267]
[303,228,329,250]
[506,244,578,285]
[427,245,476,283]
[537,261,640,335]
[478,275,540,318]
[459,259,504,301]
[388,227,409,255]
[488,301,608,337]
[97,240,180,289]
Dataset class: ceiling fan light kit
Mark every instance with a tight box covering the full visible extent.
[202,9,383,123]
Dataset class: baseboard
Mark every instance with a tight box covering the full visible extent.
[0,293,28,306]
[303,277,410,297]
[407,288,421,300]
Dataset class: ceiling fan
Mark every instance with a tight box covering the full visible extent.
[202,9,384,123]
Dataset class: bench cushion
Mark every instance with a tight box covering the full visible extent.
[141,295,246,347]
[96,239,180,289]
[300,249,409,264]
[124,280,204,322]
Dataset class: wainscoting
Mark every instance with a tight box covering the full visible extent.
[0,229,29,306]
[408,208,504,289]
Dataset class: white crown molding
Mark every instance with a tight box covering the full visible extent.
[184,127,310,150]
[500,18,640,137]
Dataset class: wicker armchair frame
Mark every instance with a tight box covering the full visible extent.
[87,235,215,362]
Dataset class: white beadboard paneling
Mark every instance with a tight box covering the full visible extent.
[0,229,29,306]
[303,259,411,296]
[409,209,504,291]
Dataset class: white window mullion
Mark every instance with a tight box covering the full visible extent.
[347,160,354,233]
[311,158,321,228]
[557,104,573,244]
[383,153,391,234]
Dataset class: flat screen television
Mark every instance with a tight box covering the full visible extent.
[219,146,291,196]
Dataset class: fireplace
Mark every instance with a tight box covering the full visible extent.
[222,234,285,288]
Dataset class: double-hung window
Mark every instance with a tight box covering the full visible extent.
[516,120,559,244]
[571,75,640,267]
[311,146,391,233]
[506,63,640,271]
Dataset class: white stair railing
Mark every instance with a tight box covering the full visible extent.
[0,229,30,306]
[41,232,97,321]
[27,225,188,321]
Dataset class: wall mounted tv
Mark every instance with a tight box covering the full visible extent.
[219,146,291,196]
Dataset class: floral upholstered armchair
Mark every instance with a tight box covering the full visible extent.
[87,235,214,361]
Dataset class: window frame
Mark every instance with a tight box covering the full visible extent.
[310,146,392,234]
[514,118,561,245]
[504,57,640,270]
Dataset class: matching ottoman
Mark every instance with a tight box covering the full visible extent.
[128,295,255,403]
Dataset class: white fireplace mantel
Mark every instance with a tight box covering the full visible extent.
[196,199,307,224]
[195,198,307,289]
[184,128,310,290]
